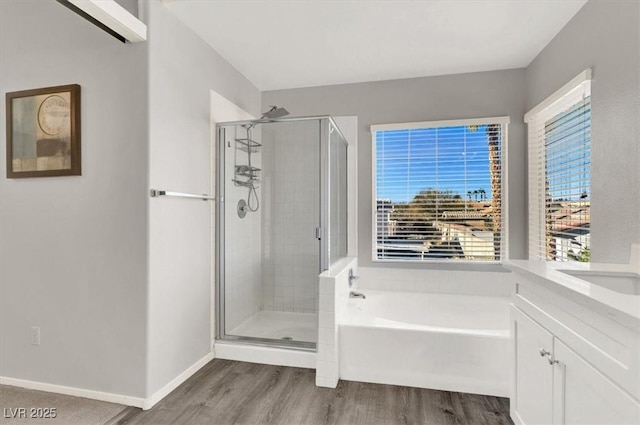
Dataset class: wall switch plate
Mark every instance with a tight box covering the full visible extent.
[30,327,40,345]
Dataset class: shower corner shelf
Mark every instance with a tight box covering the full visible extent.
[233,179,259,188]
[233,132,261,190]
[235,138,262,153]
[235,165,261,178]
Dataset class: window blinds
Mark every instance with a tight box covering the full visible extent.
[372,118,508,262]
[526,70,591,262]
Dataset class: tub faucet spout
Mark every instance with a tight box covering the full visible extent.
[349,291,366,299]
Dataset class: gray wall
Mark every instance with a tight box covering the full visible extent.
[0,0,261,400]
[0,0,148,397]
[144,0,261,397]
[525,0,640,263]
[264,69,528,268]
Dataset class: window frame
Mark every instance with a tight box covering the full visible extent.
[525,69,592,262]
[370,116,510,264]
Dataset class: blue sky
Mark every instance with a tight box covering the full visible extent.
[376,125,496,204]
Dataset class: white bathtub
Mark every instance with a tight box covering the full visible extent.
[339,290,510,397]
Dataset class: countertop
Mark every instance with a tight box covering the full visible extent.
[505,260,640,321]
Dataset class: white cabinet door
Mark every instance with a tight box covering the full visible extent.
[512,307,555,425]
[553,340,640,425]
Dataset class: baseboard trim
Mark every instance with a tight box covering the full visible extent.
[142,351,215,410]
[0,350,216,411]
[0,376,145,408]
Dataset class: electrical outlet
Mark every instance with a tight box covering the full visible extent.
[30,327,40,345]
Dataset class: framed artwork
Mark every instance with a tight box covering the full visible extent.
[6,84,81,178]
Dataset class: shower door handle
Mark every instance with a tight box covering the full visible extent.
[315,227,322,240]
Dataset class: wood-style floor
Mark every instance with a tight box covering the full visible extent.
[119,359,513,425]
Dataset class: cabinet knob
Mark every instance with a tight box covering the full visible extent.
[539,348,551,357]
[548,357,559,365]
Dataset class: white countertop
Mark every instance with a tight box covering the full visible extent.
[505,260,640,321]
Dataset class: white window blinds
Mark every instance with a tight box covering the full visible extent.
[371,117,508,262]
[526,70,592,262]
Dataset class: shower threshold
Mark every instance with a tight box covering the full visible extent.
[227,310,318,344]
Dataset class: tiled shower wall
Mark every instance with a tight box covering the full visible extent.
[261,121,320,313]
[223,126,263,331]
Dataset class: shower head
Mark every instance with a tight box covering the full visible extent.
[261,105,289,119]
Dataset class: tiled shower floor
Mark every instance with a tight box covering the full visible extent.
[227,310,318,343]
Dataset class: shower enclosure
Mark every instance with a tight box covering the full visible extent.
[216,116,348,350]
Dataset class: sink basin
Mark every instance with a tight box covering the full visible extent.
[559,270,640,295]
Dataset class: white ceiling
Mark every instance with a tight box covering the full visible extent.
[164,0,587,91]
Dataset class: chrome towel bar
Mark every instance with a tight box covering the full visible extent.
[150,189,215,201]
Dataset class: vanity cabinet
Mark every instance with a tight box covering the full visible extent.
[512,308,554,425]
[510,271,640,425]
[554,339,637,425]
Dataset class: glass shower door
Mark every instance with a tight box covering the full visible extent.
[216,119,321,349]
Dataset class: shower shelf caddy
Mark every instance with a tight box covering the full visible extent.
[232,136,261,187]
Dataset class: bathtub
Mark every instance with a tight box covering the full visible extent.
[339,290,510,397]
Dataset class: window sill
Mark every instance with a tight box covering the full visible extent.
[368,259,510,273]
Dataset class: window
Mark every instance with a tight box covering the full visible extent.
[372,117,509,262]
[526,70,591,262]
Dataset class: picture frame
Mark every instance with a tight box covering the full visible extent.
[6,84,81,178]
